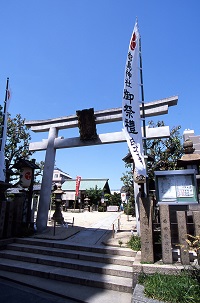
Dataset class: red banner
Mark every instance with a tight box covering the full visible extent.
[75,176,81,196]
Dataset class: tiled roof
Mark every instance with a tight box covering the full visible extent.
[62,179,110,193]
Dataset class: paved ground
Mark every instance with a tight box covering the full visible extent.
[34,210,137,247]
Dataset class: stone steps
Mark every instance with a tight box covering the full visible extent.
[15,237,135,257]
[0,238,135,294]
[0,270,133,303]
[0,249,133,278]
[6,242,134,266]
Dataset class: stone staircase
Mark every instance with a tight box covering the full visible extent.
[0,237,136,299]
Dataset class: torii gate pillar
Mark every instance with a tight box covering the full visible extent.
[36,127,57,232]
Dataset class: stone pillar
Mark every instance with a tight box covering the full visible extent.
[36,127,58,232]
[134,182,141,235]
[139,196,154,263]
[177,211,190,265]
[160,204,173,264]
[192,210,200,264]
[193,211,200,235]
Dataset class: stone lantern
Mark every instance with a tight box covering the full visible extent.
[177,139,200,200]
[52,184,64,224]
[84,196,90,212]
[177,139,200,174]
[13,158,40,227]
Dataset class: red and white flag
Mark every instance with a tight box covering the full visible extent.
[122,21,146,183]
[75,176,81,197]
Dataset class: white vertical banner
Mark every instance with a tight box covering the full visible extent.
[122,21,146,183]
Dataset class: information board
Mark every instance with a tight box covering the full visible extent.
[155,169,198,204]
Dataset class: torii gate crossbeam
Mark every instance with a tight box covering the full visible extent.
[25,96,178,232]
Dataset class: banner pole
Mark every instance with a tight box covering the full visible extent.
[0,78,9,151]
[0,77,10,182]
[139,37,148,196]
[139,38,147,156]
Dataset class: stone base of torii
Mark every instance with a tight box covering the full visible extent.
[25,95,178,232]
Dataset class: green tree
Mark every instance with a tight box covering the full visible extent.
[5,113,33,181]
[120,163,135,215]
[146,121,183,185]
[121,121,183,200]
[104,192,121,206]
[109,192,121,206]
[85,186,103,206]
[0,108,43,183]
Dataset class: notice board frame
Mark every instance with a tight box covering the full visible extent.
[154,169,198,205]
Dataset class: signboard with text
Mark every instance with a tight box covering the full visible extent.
[155,169,198,205]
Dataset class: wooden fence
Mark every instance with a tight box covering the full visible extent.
[0,193,26,239]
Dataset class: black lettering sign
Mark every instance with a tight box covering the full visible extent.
[129,138,143,164]
[123,89,134,103]
[125,119,138,134]
[123,104,135,118]
[126,69,132,79]
[125,78,132,88]
[126,61,132,70]
[128,52,133,61]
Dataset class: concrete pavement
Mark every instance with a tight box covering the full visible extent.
[34,210,137,247]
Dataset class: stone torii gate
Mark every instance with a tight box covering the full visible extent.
[25,96,178,232]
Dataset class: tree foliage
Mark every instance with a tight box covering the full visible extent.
[146,120,183,183]
[120,163,135,208]
[85,186,103,206]
[0,107,43,183]
[104,192,121,206]
[110,192,121,206]
[121,121,183,194]
[5,113,33,177]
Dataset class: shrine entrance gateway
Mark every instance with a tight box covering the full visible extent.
[25,96,178,232]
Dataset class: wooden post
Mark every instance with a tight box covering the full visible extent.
[0,201,6,238]
[112,224,115,238]
[5,201,14,238]
[13,195,24,237]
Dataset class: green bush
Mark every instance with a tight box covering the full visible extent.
[138,271,200,303]
[98,206,104,212]
[127,235,141,251]
[123,205,134,215]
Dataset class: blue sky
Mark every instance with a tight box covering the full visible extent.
[0,1,200,190]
